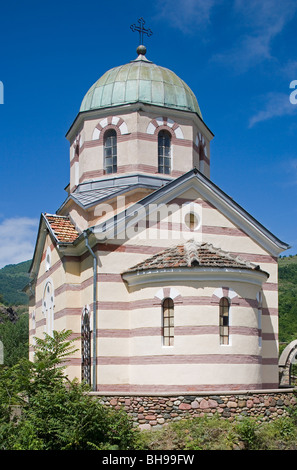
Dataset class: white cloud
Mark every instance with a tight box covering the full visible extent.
[233,0,295,30]
[248,92,297,127]
[155,0,220,34]
[213,33,272,72]
[0,217,39,269]
[156,0,297,72]
[281,60,297,78]
[213,0,297,72]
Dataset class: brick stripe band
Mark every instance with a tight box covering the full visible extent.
[97,325,261,338]
[68,355,277,366]
[95,296,259,310]
[93,383,279,392]
[96,354,263,365]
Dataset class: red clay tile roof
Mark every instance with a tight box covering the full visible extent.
[125,240,262,272]
[43,213,79,244]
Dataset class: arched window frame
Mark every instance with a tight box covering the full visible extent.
[219,297,230,345]
[158,129,171,174]
[104,128,117,174]
[42,279,54,337]
[162,297,174,346]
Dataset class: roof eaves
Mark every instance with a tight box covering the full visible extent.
[42,213,61,244]
[70,185,135,210]
[122,266,269,289]
[85,168,289,254]
[28,214,47,275]
[195,171,290,252]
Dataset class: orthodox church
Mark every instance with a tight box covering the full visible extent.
[27,33,289,393]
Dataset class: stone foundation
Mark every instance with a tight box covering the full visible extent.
[90,389,297,430]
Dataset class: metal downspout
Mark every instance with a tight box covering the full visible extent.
[84,232,97,391]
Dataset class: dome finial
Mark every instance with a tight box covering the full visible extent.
[130,18,153,56]
[136,44,147,56]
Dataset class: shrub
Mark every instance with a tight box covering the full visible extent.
[0,311,28,367]
[0,330,136,450]
[234,417,260,450]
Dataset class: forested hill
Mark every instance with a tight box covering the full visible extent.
[0,260,31,305]
[278,255,297,343]
[0,256,297,344]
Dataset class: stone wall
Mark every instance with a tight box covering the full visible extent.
[91,389,297,430]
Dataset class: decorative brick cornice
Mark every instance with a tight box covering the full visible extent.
[146,116,184,140]
[92,116,129,141]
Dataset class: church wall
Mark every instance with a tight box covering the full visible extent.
[127,365,263,390]
[122,281,262,390]
[65,201,90,232]
[82,183,281,391]
[29,234,84,373]
[98,365,130,386]
[90,243,273,391]
[176,188,280,382]
[29,235,63,356]
[58,256,82,337]
[69,108,211,190]
[86,188,155,228]
[31,157,281,391]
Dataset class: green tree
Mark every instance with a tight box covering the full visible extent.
[0,312,28,367]
[0,330,136,450]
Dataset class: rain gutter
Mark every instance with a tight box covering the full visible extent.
[83,231,97,391]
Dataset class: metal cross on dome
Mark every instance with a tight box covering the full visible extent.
[130,17,153,45]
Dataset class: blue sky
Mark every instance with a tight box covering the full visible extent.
[0,0,296,267]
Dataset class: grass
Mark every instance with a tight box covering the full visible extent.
[134,413,297,450]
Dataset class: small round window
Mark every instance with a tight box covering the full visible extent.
[185,212,199,230]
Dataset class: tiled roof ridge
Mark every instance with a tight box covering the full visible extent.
[125,239,260,273]
[189,240,256,269]
[184,239,200,266]
[44,212,69,219]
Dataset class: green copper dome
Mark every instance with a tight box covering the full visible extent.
[80,55,202,118]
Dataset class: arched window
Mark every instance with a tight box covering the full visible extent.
[42,280,54,336]
[45,246,51,272]
[158,130,171,174]
[219,297,230,345]
[104,129,117,174]
[199,145,205,173]
[162,298,174,346]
